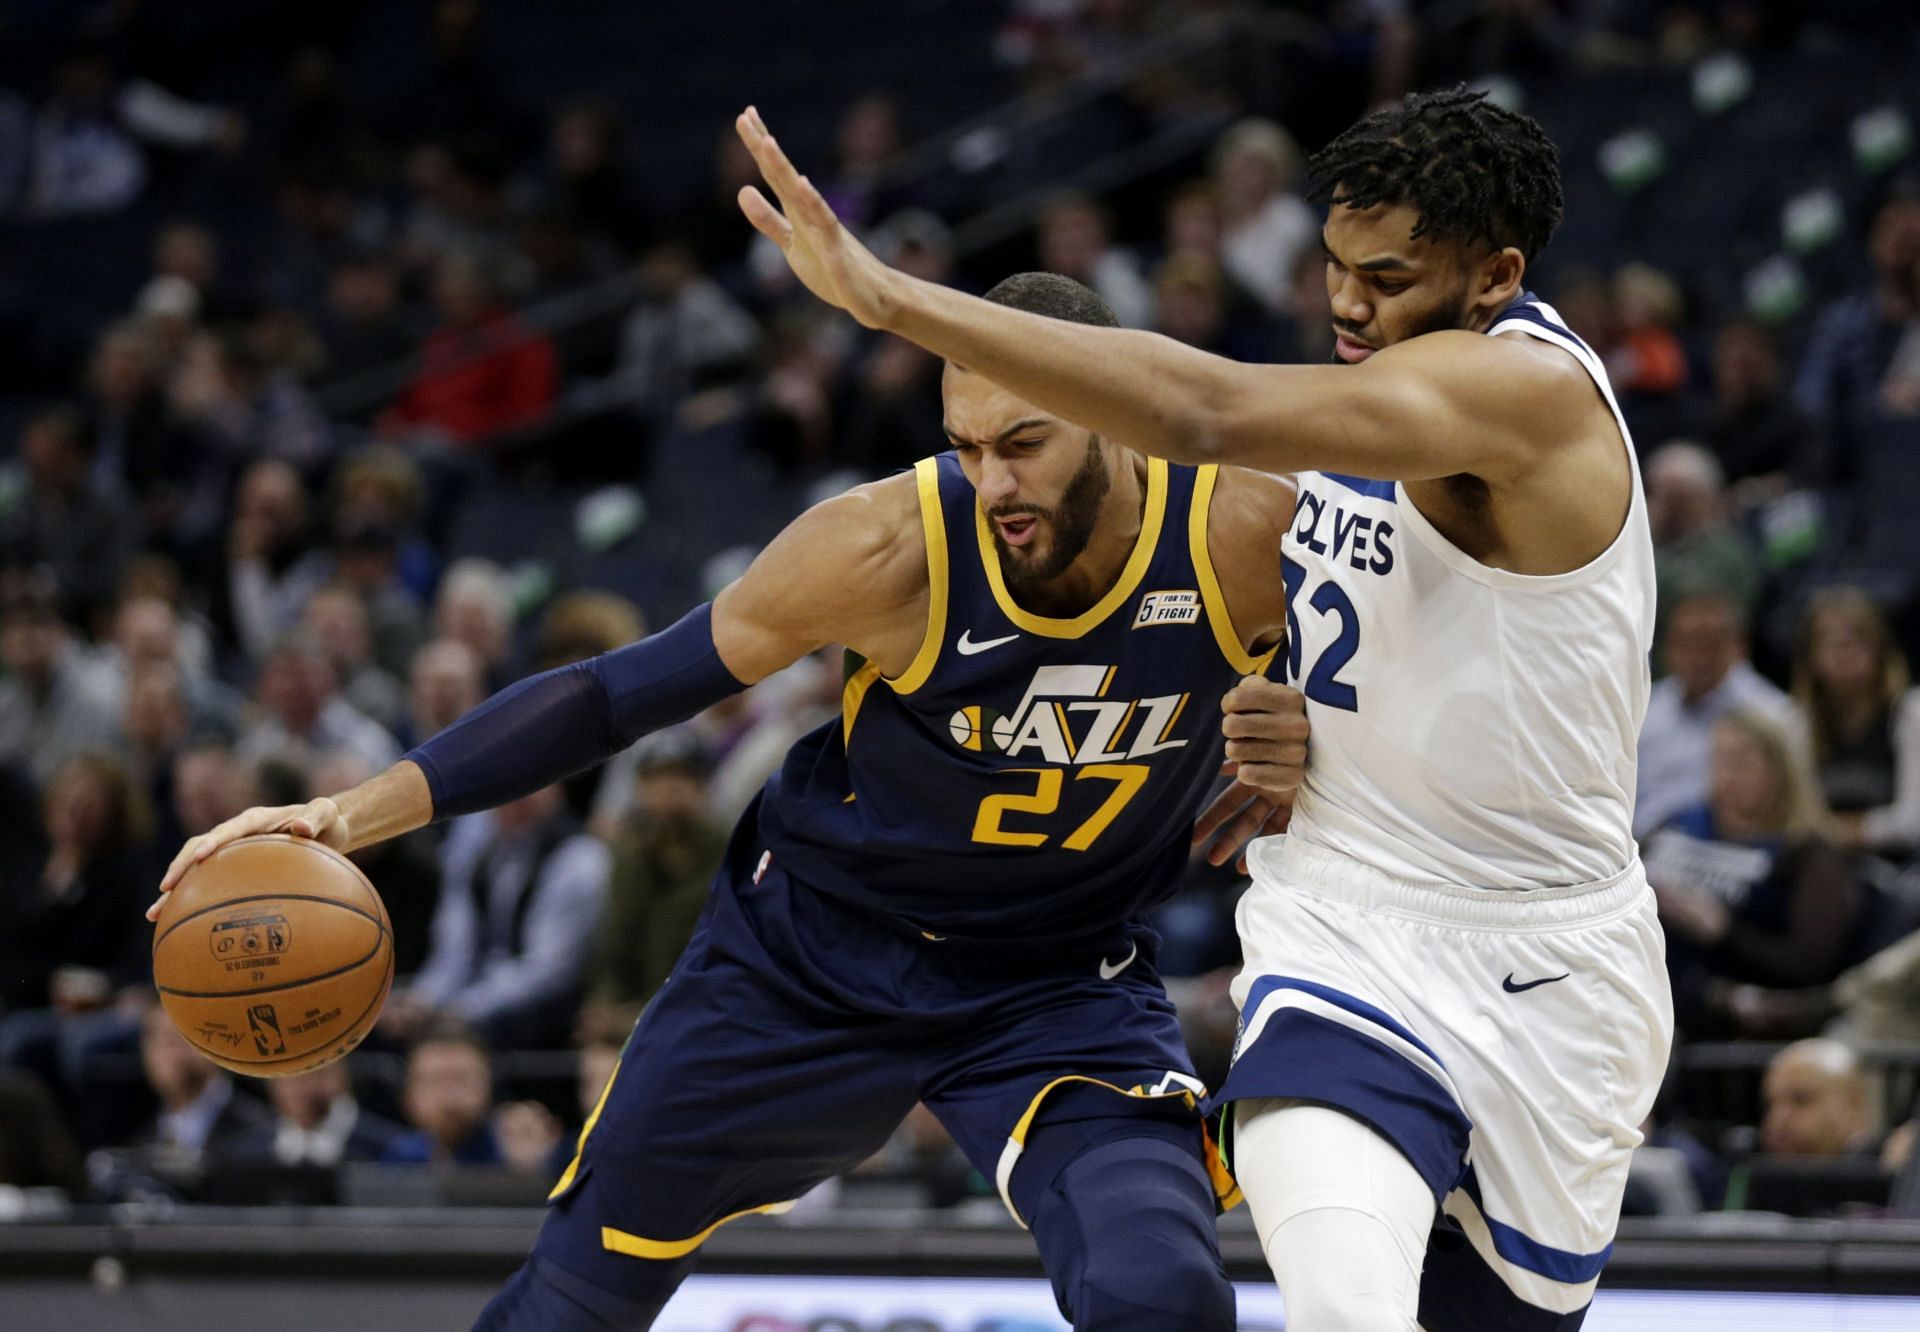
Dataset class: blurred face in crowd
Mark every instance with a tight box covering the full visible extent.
[837,95,899,174]
[1038,199,1108,280]
[89,327,157,409]
[142,1008,216,1109]
[269,1060,351,1130]
[173,748,246,836]
[115,596,179,669]
[1321,198,1518,364]
[578,1043,620,1121]
[236,461,309,552]
[1155,258,1226,350]
[1809,603,1882,698]
[42,758,114,856]
[328,258,400,326]
[1164,188,1221,258]
[494,782,563,835]
[637,765,707,825]
[940,368,1111,593]
[433,253,494,326]
[1645,448,1722,546]
[1869,199,1920,300]
[125,663,189,756]
[551,105,612,177]
[410,639,485,735]
[1663,597,1744,703]
[21,414,88,496]
[1,606,66,689]
[258,646,337,732]
[1707,719,1782,836]
[404,1040,493,1149]
[303,588,374,673]
[154,223,218,291]
[435,580,511,669]
[1713,322,1778,407]
[1762,1041,1870,1157]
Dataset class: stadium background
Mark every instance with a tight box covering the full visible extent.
[3,0,1920,1326]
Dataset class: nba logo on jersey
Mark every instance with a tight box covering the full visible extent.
[1133,590,1202,628]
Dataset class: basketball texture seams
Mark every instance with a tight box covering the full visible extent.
[151,834,395,1078]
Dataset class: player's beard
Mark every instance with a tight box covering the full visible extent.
[990,437,1111,590]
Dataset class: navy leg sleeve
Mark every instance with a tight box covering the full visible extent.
[1023,1116,1236,1332]
[472,1253,690,1332]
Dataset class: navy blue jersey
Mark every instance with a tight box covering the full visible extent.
[755,452,1273,945]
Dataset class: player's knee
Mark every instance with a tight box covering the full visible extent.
[1034,1136,1234,1332]
[1263,1207,1422,1332]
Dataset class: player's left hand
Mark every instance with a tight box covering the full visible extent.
[735,106,900,328]
[1192,676,1309,871]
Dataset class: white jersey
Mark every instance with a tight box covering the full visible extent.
[1256,293,1654,890]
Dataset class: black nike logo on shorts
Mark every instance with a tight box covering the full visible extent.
[1502,972,1569,994]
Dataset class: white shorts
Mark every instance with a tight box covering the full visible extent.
[1216,836,1674,1330]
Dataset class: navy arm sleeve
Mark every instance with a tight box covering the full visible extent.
[405,603,747,820]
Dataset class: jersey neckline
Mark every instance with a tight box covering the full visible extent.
[972,456,1169,638]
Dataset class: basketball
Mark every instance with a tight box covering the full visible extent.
[151,834,394,1078]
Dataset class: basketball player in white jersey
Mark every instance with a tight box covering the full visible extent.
[736,87,1671,1329]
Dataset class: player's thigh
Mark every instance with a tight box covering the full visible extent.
[533,931,921,1297]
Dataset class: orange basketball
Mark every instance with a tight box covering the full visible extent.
[152,834,394,1078]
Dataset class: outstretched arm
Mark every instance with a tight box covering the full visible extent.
[734,107,1576,485]
[150,475,928,916]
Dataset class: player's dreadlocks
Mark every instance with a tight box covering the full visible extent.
[1306,87,1564,262]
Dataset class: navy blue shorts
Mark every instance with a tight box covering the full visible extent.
[529,837,1212,1295]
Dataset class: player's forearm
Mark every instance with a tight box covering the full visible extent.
[332,761,435,853]
[883,272,1260,466]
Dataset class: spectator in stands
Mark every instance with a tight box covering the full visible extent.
[610,239,759,417]
[540,97,646,251]
[236,631,401,774]
[1212,118,1315,316]
[1646,442,1763,634]
[168,326,331,472]
[232,1057,403,1167]
[318,252,417,393]
[224,458,330,664]
[1791,587,1920,856]
[391,782,609,1049]
[81,321,193,539]
[381,247,559,448]
[1696,319,1816,500]
[821,92,903,232]
[1647,711,1868,1037]
[576,1029,621,1123]
[1162,179,1224,263]
[1607,263,1689,403]
[1272,247,1336,365]
[327,513,427,689]
[0,577,122,786]
[1035,191,1154,329]
[0,405,135,622]
[119,662,191,821]
[132,1004,273,1159]
[582,732,729,1032]
[302,583,407,731]
[400,637,487,751]
[0,1069,86,1195]
[1636,589,1791,838]
[1796,195,1920,472]
[104,593,242,736]
[1153,252,1240,357]
[382,1021,566,1177]
[1760,1038,1875,1159]
[333,447,439,610]
[531,590,644,672]
[432,558,516,687]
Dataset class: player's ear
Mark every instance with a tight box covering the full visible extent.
[1474,246,1526,314]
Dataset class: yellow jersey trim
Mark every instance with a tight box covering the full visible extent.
[841,659,883,748]
[601,1200,796,1261]
[888,458,949,694]
[549,1054,621,1201]
[992,1073,1198,1227]
[1188,464,1276,676]
[974,457,1169,639]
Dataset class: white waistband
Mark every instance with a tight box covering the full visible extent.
[1251,836,1649,933]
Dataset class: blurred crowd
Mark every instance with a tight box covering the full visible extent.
[2,0,1920,1224]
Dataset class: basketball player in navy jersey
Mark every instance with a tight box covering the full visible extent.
[736,90,1672,1330]
[151,270,1306,1330]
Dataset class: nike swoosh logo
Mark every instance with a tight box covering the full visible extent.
[957,630,1020,655]
[1502,972,1569,994]
[1099,942,1139,980]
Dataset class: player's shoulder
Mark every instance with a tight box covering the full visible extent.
[1206,464,1298,542]
[787,468,930,603]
